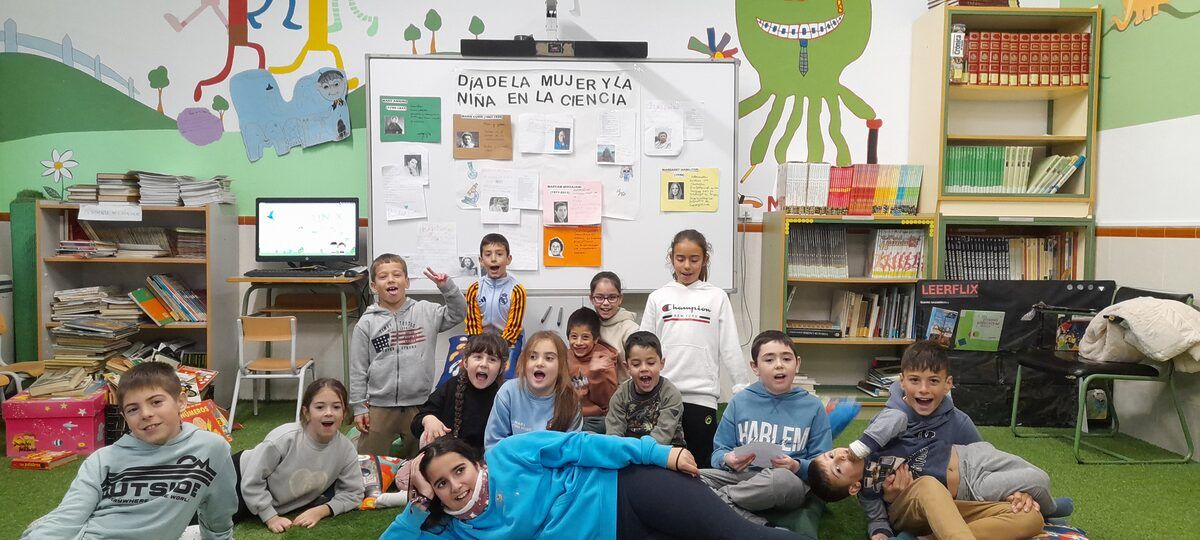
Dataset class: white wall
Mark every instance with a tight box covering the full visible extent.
[1094,235,1200,458]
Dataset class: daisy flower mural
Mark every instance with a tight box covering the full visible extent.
[40,149,78,199]
[41,149,78,183]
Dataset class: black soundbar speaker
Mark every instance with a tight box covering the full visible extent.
[461,39,647,59]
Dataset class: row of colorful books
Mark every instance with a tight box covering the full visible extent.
[777,163,924,216]
[800,287,916,341]
[943,233,1079,280]
[786,227,924,280]
[134,273,208,324]
[64,217,205,259]
[786,225,849,279]
[945,146,1085,194]
[951,30,1091,87]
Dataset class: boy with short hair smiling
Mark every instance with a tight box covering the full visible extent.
[565,307,619,433]
[464,233,526,347]
[605,330,686,446]
[699,330,831,522]
[350,253,467,458]
[812,340,1062,540]
[23,362,237,540]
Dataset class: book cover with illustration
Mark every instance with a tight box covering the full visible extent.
[954,310,1005,352]
[11,450,78,470]
[925,307,959,347]
[181,400,233,442]
[1056,315,1091,351]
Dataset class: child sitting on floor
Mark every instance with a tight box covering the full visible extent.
[605,330,686,446]
[233,378,364,533]
[23,362,236,540]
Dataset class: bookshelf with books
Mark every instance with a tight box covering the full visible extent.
[909,5,1100,218]
[761,212,937,391]
[936,216,1095,279]
[34,201,238,381]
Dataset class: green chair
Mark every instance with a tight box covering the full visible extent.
[1009,286,1195,464]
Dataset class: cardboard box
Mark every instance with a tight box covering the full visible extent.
[3,387,107,458]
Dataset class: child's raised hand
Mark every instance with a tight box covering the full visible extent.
[668,447,699,477]
[769,455,800,473]
[408,452,435,509]
[724,451,755,472]
[355,413,370,433]
[265,515,292,533]
[423,267,449,285]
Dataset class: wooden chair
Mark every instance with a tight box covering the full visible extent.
[1010,286,1196,464]
[229,316,315,431]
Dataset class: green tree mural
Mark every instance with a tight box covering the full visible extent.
[404,24,422,55]
[424,9,442,53]
[469,15,485,39]
[148,65,170,114]
[212,95,229,125]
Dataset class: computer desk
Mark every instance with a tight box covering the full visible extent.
[227,274,368,383]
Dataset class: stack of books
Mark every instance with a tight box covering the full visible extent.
[778,163,924,216]
[96,173,140,205]
[944,232,1079,280]
[179,176,236,206]
[66,184,98,203]
[144,274,207,322]
[57,239,117,258]
[99,296,144,322]
[830,287,916,340]
[787,225,848,279]
[958,31,1090,87]
[858,356,901,398]
[867,229,925,279]
[929,0,1015,7]
[26,367,93,397]
[945,146,1085,194]
[177,365,219,403]
[786,319,843,339]
[50,286,120,322]
[172,227,207,258]
[134,171,186,206]
[47,317,140,372]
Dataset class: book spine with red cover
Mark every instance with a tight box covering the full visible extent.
[1082,33,1091,84]
[967,32,980,85]
[1018,33,1031,86]
[988,32,1002,85]
[1050,33,1062,86]
[1039,33,1052,86]
[978,33,991,86]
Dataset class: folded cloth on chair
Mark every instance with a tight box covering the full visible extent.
[1078,297,1200,373]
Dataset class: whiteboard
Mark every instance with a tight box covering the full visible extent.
[366,55,738,294]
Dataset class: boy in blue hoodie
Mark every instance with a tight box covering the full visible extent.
[699,330,831,522]
[23,362,236,540]
[809,340,1058,540]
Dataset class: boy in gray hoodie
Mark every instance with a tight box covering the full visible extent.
[23,362,237,540]
[350,254,467,458]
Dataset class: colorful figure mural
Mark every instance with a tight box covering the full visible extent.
[735,0,877,182]
[1111,0,1198,32]
[269,0,359,89]
[187,0,268,101]
[230,67,350,161]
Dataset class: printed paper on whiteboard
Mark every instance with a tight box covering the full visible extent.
[478,173,520,225]
[646,100,704,141]
[380,146,430,185]
[643,108,685,157]
[542,181,602,226]
[518,113,575,154]
[381,179,427,221]
[602,164,640,220]
[596,109,636,165]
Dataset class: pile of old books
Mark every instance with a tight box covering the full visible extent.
[173,227,206,258]
[180,175,236,206]
[51,286,120,322]
[133,171,186,206]
[96,173,140,204]
[66,183,98,203]
[47,317,140,372]
[26,366,104,398]
[56,239,117,258]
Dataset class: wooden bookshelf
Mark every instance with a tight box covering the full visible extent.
[34,201,238,373]
[791,337,916,346]
[788,277,919,285]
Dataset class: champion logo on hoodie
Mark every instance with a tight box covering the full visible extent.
[659,303,713,324]
[101,455,216,504]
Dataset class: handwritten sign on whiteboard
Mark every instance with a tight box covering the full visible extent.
[78,204,143,222]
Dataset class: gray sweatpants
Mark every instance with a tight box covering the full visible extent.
[956,442,1058,515]
[699,467,809,519]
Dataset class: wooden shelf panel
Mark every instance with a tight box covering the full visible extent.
[948,85,1088,102]
[787,277,919,284]
[939,194,1089,202]
[46,322,207,329]
[40,202,208,212]
[44,256,207,264]
[791,337,915,346]
[946,134,1086,144]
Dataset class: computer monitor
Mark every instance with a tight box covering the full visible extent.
[255,197,359,264]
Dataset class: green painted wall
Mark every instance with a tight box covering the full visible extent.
[1063,0,1200,130]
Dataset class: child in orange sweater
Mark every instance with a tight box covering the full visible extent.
[566,307,619,433]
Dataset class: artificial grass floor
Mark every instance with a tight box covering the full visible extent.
[3,402,1198,538]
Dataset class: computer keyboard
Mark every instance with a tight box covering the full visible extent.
[244,268,346,278]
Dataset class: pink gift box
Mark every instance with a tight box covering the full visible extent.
[3,388,107,458]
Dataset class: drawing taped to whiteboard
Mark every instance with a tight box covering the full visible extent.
[644,126,682,157]
[603,164,640,220]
